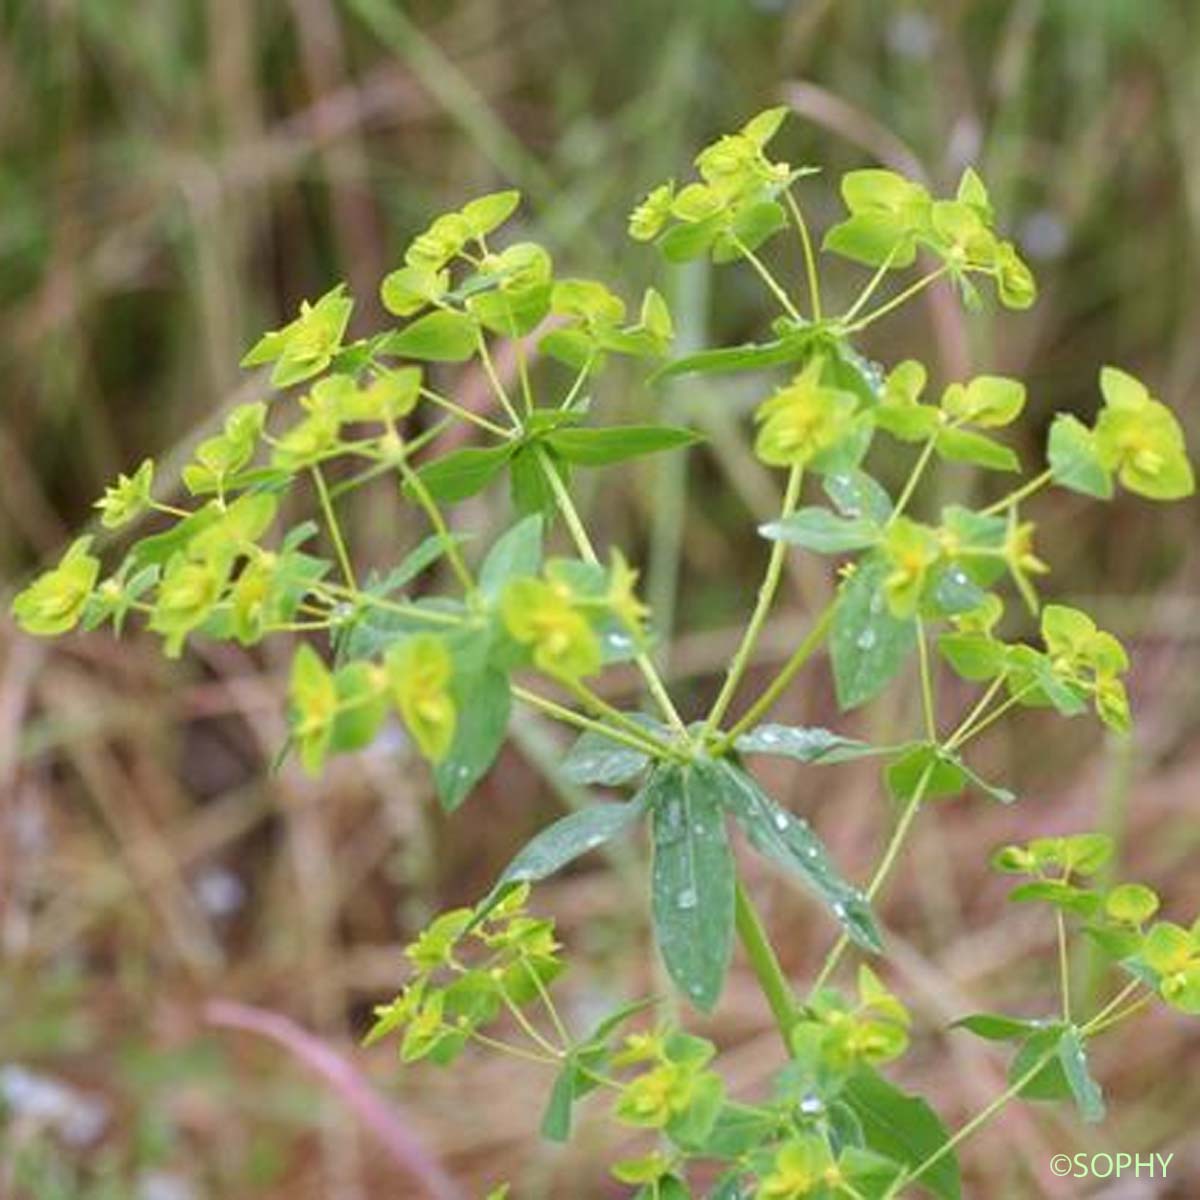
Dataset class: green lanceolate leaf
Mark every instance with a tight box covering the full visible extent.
[561,724,658,786]
[950,1013,1044,1042]
[734,724,881,764]
[652,329,816,380]
[647,764,735,1012]
[487,797,647,907]
[1057,1026,1106,1123]
[478,514,544,601]
[831,554,916,711]
[384,310,479,361]
[842,1067,961,1200]
[1009,1025,1072,1102]
[368,532,473,596]
[759,507,879,554]
[708,759,882,952]
[413,444,515,503]
[540,1062,577,1142]
[433,628,511,811]
[543,424,702,467]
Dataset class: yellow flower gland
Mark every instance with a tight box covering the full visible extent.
[616,1062,692,1128]
[756,1139,830,1200]
[1004,520,1048,577]
[881,519,940,617]
[501,578,602,680]
[388,636,457,763]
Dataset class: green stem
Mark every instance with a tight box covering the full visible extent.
[704,465,803,737]
[311,465,357,590]
[561,675,686,760]
[315,580,462,627]
[948,685,1036,750]
[978,469,1053,518]
[839,246,900,325]
[809,764,935,996]
[327,419,452,501]
[943,676,1006,751]
[733,236,804,322]
[718,602,836,749]
[889,1052,1054,1197]
[1085,992,1153,1037]
[475,329,522,426]
[784,190,822,321]
[522,956,570,1048]
[512,684,684,763]
[889,434,939,524]
[419,387,512,437]
[497,985,562,1057]
[538,446,599,563]
[535,446,689,739]
[470,1031,561,1067]
[1083,979,1142,1033]
[389,434,476,596]
[896,982,1151,1196]
[735,881,797,1053]
[843,266,950,334]
[916,618,937,744]
[560,357,595,411]
[1057,910,1072,1023]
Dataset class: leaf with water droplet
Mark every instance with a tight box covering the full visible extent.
[476,794,648,922]
[831,553,916,711]
[705,759,882,952]
[735,724,883,765]
[434,627,512,811]
[647,765,734,1012]
[560,714,666,787]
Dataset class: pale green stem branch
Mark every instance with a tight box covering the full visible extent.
[809,764,936,996]
[978,469,1054,517]
[733,236,804,322]
[419,387,512,437]
[535,447,689,738]
[843,266,950,334]
[311,465,357,590]
[475,330,522,426]
[735,881,796,1053]
[387,424,476,596]
[718,602,836,749]
[916,618,937,744]
[511,684,683,763]
[784,189,822,321]
[704,465,804,737]
[839,245,901,325]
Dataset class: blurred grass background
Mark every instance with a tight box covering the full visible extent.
[2,1,1199,1196]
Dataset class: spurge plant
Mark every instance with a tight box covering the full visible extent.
[14,108,1198,1198]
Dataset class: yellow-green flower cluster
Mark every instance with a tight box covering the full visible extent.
[792,965,911,1074]
[753,358,860,470]
[11,538,100,636]
[628,107,802,262]
[240,284,353,388]
[825,166,1036,310]
[501,572,603,680]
